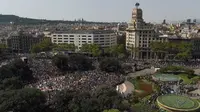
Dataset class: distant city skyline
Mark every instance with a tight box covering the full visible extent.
[0,0,200,22]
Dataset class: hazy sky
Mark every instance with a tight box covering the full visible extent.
[0,0,199,22]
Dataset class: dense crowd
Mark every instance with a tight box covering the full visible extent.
[27,59,124,92]
[150,61,200,69]
[125,58,200,69]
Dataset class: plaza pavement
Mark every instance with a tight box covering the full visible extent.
[128,68,156,78]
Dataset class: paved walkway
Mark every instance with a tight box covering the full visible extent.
[128,68,155,78]
[194,69,200,76]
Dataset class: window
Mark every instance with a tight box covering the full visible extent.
[58,38,62,39]
[64,41,68,42]
[70,38,74,40]
[53,38,56,39]
[82,41,86,43]
[70,41,74,42]
[105,43,109,45]
[82,35,86,37]
[58,35,62,37]
[69,35,74,37]
[53,35,56,37]
[53,40,57,42]
[64,38,68,39]
[58,40,62,42]
[100,35,104,37]
[88,35,92,37]
[100,38,104,40]
[82,38,86,40]
[64,35,68,37]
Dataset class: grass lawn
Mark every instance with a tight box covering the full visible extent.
[179,74,192,84]
[157,94,200,111]
[191,76,200,83]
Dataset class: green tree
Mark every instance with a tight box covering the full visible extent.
[0,77,24,90]
[0,88,47,112]
[0,59,33,82]
[80,44,91,52]
[68,54,92,71]
[0,44,7,55]
[52,55,69,70]
[31,44,41,53]
[99,58,121,72]
[103,109,120,112]
[90,44,101,57]
[150,42,167,59]
[54,43,76,51]
[52,90,77,112]
[94,86,124,111]
[104,44,126,57]
[175,42,192,60]
[31,38,54,53]
[81,44,101,57]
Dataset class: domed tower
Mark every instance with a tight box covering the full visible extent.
[132,3,143,23]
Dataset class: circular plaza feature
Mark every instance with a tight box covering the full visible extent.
[152,74,180,82]
[157,94,200,112]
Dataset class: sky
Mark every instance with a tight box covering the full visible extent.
[0,0,199,22]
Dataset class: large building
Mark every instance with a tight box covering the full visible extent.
[126,3,168,59]
[50,30,117,49]
[7,31,44,53]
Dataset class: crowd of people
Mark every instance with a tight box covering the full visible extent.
[150,61,200,69]
[27,59,124,92]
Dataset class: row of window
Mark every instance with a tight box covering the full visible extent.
[53,38,92,40]
[53,37,114,40]
[53,34,115,38]
[94,35,115,37]
[139,38,166,41]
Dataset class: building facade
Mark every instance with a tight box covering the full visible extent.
[126,3,168,59]
[50,30,117,49]
[7,31,44,53]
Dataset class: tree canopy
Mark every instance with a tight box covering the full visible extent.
[80,44,101,57]
[0,88,46,112]
[99,58,121,72]
[52,54,92,71]
[31,38,54,53]
[0,77,24,90]
[150,41,192,60]
[0,59,33,82]
[51,86,126,112]
[158,66,194,75]
[104,44,126,58]
[103,109,120,112]
[53,43,76,52]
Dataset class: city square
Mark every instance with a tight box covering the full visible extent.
[0,1,200,112]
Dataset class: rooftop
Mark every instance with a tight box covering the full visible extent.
[52,30,115,34]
